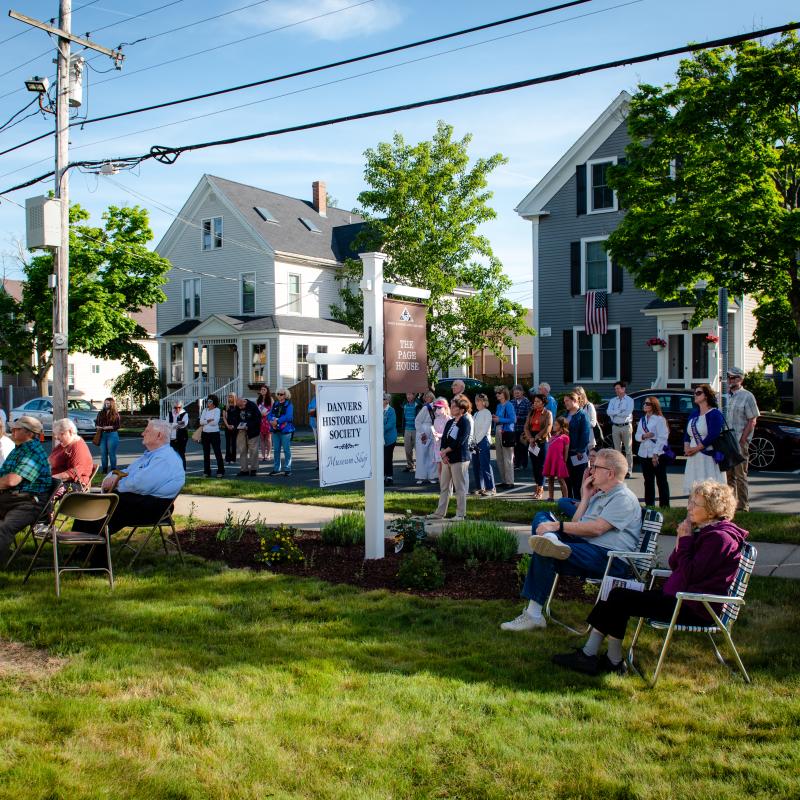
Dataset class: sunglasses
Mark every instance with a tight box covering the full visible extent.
[694,390,705,396]
[643,401,652,406]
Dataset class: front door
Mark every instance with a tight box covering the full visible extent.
[666,332,711,389]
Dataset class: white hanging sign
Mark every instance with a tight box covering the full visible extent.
[316,380,372,487]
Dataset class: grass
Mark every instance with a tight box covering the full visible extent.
[0,551,799,799]
[181,478,800,545]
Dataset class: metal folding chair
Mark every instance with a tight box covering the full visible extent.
[545,508,663,634]
[4,478,63,568]
[627,543,757,687]
[22,492,119,597]
[115,498,184,567]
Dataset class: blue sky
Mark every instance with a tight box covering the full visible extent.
[0,0,796,310]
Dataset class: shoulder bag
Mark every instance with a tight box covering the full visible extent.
[712,418,746,472]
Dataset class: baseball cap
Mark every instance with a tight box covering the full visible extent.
[11,415,43,435]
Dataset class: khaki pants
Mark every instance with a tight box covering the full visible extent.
[404,429,416,470]
[612,424,633,474]
[435,460,469,518]
[726,440,750,511]
[238,432,260,472]
[496,443,515,485]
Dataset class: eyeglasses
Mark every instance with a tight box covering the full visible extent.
[642,401,652,406]
[593,464,615,474]
[727,375,742,381]
[277,393,286,397]
[693,390,705,396]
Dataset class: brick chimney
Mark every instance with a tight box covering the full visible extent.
[312,180,327,217]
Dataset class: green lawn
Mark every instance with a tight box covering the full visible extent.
[181,478,800,545]
[0,552,799,799]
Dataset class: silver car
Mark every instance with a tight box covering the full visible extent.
[9,397,98,436]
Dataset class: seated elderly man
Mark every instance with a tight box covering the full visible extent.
[0,416,52,563]
[75,419,185,538]
[501,448,641,631]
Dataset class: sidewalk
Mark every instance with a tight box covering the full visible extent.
[174,495,800,580]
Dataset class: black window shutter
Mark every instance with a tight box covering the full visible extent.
[570,241,581,296]
[576,164,587,215]
[611,260,624,293]
[563,329,574,384]
[620,326,632,384]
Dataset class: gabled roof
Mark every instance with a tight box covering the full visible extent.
[515,91,631,218]
[160,313,358,338]
[1,278,22,302]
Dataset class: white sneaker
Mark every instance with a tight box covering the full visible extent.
[425,514,444,521]
[500,612,547,632]
[529,535,572,560]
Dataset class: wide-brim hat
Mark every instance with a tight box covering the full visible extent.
[11,415,43,435]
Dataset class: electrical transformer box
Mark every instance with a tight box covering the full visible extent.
[25,195,61,249]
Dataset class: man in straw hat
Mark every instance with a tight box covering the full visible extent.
[0,415,52,563]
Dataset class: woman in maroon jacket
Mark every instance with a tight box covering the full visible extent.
[552,480,748,676]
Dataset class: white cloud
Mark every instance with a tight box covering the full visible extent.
[255,0,404,42]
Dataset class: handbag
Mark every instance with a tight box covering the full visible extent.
[592,423,605,447]
[191,427,203,443]
[712,422,746,472]
[92,429,102,446]
[501,430,515,448]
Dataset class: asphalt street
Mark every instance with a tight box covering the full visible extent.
[91,434,800,515]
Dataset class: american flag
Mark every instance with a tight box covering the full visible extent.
[585,290,608,335]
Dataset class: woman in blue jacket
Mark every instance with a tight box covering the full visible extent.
[683,382,726,492]
[492,386,517,489]
[267,387,295,476]
[383,393,397,486]
[564,390,590,498]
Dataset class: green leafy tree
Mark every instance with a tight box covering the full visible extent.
[110,365,164,412]
[606,33,800,370]
[1,203,170,393]
[331,121,530,383]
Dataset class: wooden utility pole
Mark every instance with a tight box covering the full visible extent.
[8,6,123,420]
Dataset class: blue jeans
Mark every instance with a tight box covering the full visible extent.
[471,438,495,491]
[522,511,626,604]
[557,498,578,518]
[273,432,292,473]
[100,430,119,472]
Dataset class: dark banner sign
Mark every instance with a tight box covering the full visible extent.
[383,299,428,393]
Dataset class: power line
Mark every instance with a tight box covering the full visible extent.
[83,0,188,37]
[0,97,38,132]
[0,0,599,159]
[2,20,798,198]
[0,0,102,46]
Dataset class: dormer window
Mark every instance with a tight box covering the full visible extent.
[299,217,321,233]
[255,206,278,223]
[202,216,223,250]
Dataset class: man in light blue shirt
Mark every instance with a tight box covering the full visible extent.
[536,382,558,420]
[606,381,634,477]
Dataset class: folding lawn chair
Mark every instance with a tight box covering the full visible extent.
[544,508,663,634]
[4,478,63,568]
[115,497,184,567]
[22,491,119,597]
[626,542,757,687]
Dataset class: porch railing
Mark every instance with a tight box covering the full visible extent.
[160,375,241,420]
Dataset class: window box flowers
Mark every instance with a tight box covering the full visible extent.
[646,337,667,352]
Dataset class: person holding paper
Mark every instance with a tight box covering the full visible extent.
[551,480,748,676]
[564,391,590,498]
[500,449,640,633]
[523,393,552,500]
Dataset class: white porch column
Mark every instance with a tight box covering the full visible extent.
[360,252,387,560]
[237,339,245,397]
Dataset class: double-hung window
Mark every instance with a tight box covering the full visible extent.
[586,157,617,213]
[574,326,619,383]
[288,274,301,313]
[296,344,309,380]
[315,345,328,380]
[251,342,268,383]
[201,216,223,250]
[182,278,201,318]
[241,272,255,314]
[170,343,184,383]
[582,237,611,293]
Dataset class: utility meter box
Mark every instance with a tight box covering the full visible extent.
[25,196,61,249]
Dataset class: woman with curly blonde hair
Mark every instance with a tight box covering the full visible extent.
[552,480,748,676]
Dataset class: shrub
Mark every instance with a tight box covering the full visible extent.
[744,367,779,412]
[397,546,445,590]
[436,520,518,562]
[321,511,365,546]
[388,510,426,552]
[516,553,531,588]
[255,524,303,566]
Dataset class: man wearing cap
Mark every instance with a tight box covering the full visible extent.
[0,416,52,563]
[725,366,759,512]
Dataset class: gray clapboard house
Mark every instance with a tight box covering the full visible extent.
[155,176,363,416]
[515,91,762,397]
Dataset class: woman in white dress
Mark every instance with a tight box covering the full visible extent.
[414,391,438,485]
[683,383,726,493]
[575,386,598,448]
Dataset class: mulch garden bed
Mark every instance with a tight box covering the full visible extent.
[178,525,591,604]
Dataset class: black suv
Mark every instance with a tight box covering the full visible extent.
[595,389,800,470]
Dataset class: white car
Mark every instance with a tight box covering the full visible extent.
[10,397,98,436]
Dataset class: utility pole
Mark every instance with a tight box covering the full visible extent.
[8,7,123,421]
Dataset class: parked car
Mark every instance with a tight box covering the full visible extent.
[433,377,486,395]
[9,397,98,436]
[595,389,800,470]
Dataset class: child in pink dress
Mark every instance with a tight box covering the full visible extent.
[543,416,570,501]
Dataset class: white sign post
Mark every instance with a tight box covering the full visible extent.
[316,380,372,487]
[307,252,429,560]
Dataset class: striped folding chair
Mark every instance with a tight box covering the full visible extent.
[545,508,663,635]
[627,543,757,687]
